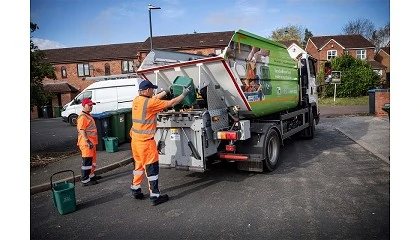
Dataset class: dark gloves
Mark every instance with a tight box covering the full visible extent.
[87,140,94,149]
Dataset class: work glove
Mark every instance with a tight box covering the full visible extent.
[87,140,94,149]
[182,85,192,97]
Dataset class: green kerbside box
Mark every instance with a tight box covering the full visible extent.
[172,76,196,106]
[103,137,119,152]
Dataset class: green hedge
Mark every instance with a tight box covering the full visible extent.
[317,54,381,98]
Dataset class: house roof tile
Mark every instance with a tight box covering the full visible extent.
[380,47,390,55]
[367,60,386,69]
[43,31,236,63]
[43,82,79,93]
[141,31,235,51]
[309,34,375,49]
[280,40,301,48]
[43,42,143,64]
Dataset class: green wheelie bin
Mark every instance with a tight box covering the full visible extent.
[118,108,132,142]
[106,110,126,144]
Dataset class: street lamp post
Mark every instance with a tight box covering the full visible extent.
[148,4,161,51]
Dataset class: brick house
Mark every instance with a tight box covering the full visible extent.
[374,44,390,87]
[34,31,235,119]
[306,34,389,116]
[305,34,387,82]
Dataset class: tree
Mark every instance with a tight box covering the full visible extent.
[302,28,313,49]
[370,23,390,53]
[30,22,57,111]
[342,18,390,54]
[270,25,304,47]
[342,18,375,40]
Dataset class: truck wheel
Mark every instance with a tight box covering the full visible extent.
[69,114,78,126]
[263,128,280,172]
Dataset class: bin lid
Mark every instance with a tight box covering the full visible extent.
[116,108,132,113]
[367,89,376,93]
[103,110,118,115]
[92,112,112,119]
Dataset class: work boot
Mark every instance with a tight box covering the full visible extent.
[131,189,144,199]
[150,194,169,206]
[91,175,102,181]
[81,180,98,187]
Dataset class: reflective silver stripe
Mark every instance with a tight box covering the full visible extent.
[131,98,158,135]
[133,170,144,176]
[131,128,156,135]
[131,185,141,190]
[150,193,160,197]
[78,113,97,136]
[86,125,96,130]
[142,98,149,120]
[132,118,156,124]
[89,173,95,178]
[147,175,158,181]
[81,166,92,170]
[132,98,157,124]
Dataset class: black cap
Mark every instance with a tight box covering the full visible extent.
[139,80,158,90]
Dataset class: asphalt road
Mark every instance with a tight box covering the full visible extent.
[30,120,390,239]
[30,118,78,153]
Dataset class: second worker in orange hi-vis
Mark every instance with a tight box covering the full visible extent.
[130,79,191,206]
[77,98,102,187]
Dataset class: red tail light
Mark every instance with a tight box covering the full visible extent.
[217,131,238,140]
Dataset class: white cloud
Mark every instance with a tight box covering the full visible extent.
[32,38,67,50]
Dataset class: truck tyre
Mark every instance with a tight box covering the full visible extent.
[69,114,78,126]
[263,128,280,172]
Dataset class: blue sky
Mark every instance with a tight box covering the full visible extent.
[30,0,390,50]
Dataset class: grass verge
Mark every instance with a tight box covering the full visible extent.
[318,96,368,106]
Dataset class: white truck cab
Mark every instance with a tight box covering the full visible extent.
[61,78,143,126]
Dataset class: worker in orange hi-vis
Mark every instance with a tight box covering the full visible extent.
[77,98,101,187]
[130,79,191,206]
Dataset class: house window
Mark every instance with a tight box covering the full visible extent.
[356,50,366,59]
[105,63,111,75]
[61,66,67,79]
[121,60,135,73]
[77,63,90,77]
[327,50,337,60]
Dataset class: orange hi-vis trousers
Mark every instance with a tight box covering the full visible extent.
[131,139,161,198]
[80,144,97,183]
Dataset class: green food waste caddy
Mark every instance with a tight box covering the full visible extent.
[51,170,77,215]
[172,76,196,106]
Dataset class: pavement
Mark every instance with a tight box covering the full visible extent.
[30,105,390,195]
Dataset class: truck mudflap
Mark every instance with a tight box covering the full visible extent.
[219,153,264,172]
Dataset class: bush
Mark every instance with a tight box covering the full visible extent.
[317,54,381,98]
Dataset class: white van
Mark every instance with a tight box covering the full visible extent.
[61,78,143,126]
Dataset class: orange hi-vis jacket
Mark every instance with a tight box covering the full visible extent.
[77,112,98,146]
[130,96,167,141]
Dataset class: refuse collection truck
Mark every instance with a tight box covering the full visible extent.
[137,29,320,172]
